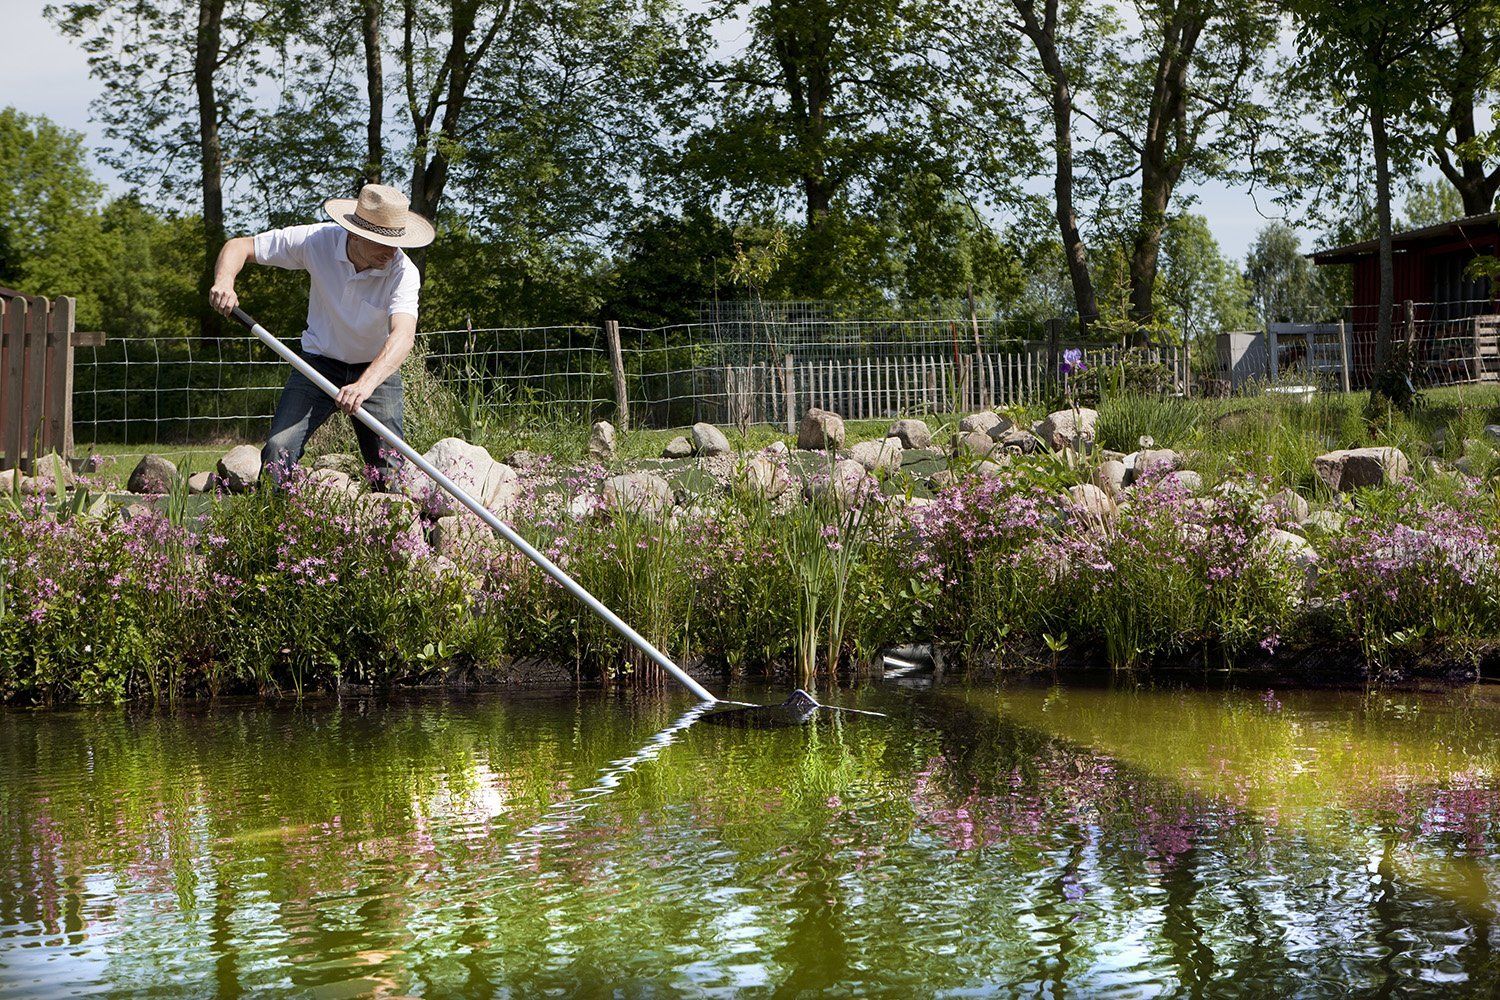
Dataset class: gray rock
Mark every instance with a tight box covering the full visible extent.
[973,459,1008,479]
[505,449,542,471]
[1259,528,1319,591]
[603,472,673,515]
[848,437,902,473]
[797,408,846,451]
[355,492,424,550]
[0,469,22,494]
[1164,470,1203,494]
[217,444,262,493]
[929,470,957,490]
[691,422,732,456]
[958,411,1006,435]
[187,471,216,494]
[1093,459,1129,497]
[433,514,495,562]
[1068,483,1116,521]
[128,454,178,495]
[410,437,519,515]
[313,452,362,475]
[1313,447,1410,492]
[1131,448,1182,477]
[1264,489,1310,524]
[997,427,1040,454]
[1036,407,1099,452]
[741,455,790,499]
[588,420,617,461]
[663,436,693,459]
[1302,510,1345,534]
[886,418,932,449]
[951,430,998,459]
[1486,425,1500,444]
[765,440,790,456]
[307,468,353,493]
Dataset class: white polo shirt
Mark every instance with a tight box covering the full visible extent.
[252,222,421,364]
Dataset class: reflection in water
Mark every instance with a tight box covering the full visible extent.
[0,682,1499,995]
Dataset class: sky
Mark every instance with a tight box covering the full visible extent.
[1,2,1305,266]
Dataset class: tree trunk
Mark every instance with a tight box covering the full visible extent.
[361,0,384,186]
[1371,106,1397,384]
[1015,0,1098,335]
[195,0,226,341]
[1436,92,1500,216]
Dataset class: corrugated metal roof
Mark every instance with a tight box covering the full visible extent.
[1312,213,1500,263]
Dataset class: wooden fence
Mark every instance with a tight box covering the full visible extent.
[704,345,1184,431]
[0,293,93,473]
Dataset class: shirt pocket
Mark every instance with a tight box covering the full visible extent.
[356,297,389,336]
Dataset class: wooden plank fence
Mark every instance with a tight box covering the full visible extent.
[0,293,92,473]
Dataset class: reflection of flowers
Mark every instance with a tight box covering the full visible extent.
[1059,348,1087,377]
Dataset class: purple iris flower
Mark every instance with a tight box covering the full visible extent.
[1059,348,1087,377]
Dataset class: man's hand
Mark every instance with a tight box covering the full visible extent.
[208,282,239,316]
[335,380,375,415]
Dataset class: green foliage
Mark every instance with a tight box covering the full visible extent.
[1095,395,1203,453]
[1244,222,1344,325]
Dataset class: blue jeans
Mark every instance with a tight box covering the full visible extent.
[262,352,404,486]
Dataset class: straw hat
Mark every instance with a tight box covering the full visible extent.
[323,184,435,249]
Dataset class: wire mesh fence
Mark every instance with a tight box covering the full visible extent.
[72,317,1192,446]
[1209,299,1500,395]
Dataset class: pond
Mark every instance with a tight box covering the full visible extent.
[2,678,1499,996]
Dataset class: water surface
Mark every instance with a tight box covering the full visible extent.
[2,679,1498,996]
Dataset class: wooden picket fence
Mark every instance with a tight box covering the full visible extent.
[706,345,1184,431]
[0,292,96,473]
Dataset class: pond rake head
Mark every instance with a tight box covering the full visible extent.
[231,308,882,720]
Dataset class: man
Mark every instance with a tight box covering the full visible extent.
[208,183,433,486]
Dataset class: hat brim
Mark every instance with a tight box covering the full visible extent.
[324,198,435,249]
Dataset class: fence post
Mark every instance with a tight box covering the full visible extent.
[1045,319,1061,396]
[1182,340,1192,398]
[1267,326,1279,384]
[604,319,629,431]
[1337,319,1351,392]
[1403,299,1417,352]
[783,354,796,433]
[3,297,28,471]
[43,297,76,457]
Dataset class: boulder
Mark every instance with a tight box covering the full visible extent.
[691,422,732,456]
[662,436,693,459]
[951,430,998,459]
[765,440,790,456]
[128,455,178,495]
[958,411,1006,435]
[588,420,617,461]
[886,418,932,450]
[1264,489,1310,524]
[1302,510,1345,534]
[217,445,262,493]
[1093,459,1129,497]
[996,427,1041,454]
[1067,483,1116,521]
[1131,448,1182,477]
[848,437,902,473]
[1163,470,1203,494]
[602,471,673,515]
[1259,528,1319,591]
[929,470,957,491]
[1486,425,1500,444]
[1312,447,1410,492]
[433,514,495,562]
[797,408,846,451]
[308,468,353,493]
[413,438,520,514]
[741,455,790,499]
[1036,407,1099,452]
[0,469,21,494]
[187,471,217,494]
[355,492,425,550]
[313,452,362,476]
[973,459,1008,479]
[505,449,542,471]
[824,458,872,505]
[27,453,75,493]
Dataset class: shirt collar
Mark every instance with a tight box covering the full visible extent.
[340,233,396,278]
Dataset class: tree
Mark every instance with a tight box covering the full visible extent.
[675,0,960,295]
[1157,214,1255,346]
[1283,0,1477,407]
[1424,6,1500,216]
[1244,222,1339,324]
[1091,0,1278,342]
[1401,177,1465,228]
[0,108,102,289]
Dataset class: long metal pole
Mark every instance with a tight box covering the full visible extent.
[232,308,718,704]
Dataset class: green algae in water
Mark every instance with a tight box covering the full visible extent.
[1,682,1499,995]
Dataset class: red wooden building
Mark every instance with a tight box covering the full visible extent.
[1312,214,1500,385]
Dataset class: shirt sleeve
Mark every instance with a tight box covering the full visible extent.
[251,224,321,271]
[390,260,420,319]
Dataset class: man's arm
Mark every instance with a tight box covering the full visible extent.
[209,236,257,316]
[335,312,417,415]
